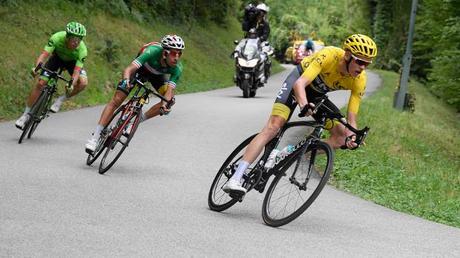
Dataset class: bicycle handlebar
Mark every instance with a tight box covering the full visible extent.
[35,63,71,84]
[298,95,370,150]
[132,77,175,116]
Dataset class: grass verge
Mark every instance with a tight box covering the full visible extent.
[331,69,459,228]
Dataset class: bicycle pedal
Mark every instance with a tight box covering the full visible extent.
[229,191,245,201]
[254,178,268,193]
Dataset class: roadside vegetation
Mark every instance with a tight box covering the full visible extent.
[331,70,460,227]
[0,1,260,120]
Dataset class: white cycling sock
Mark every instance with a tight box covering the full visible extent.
[23,106,31,115]
[140,112,147,123]
[232,160,250,181]
[55,95,67,103]
[93,124,104,140]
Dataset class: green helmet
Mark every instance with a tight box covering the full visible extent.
[66,22,86,37]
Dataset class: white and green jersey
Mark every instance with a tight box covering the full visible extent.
[132,44,183,88]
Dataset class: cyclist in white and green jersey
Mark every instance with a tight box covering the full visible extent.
[85,34,185,153]
[15,22,88,129]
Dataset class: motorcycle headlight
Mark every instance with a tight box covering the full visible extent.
[238,58,259,68]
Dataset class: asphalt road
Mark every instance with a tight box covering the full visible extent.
[1,65,459,257]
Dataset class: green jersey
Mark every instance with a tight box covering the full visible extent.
[44,31,87,68]
[132,44,183,88]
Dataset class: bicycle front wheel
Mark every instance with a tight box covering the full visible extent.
[98,112,140,174]
[28,91,52,139]
[262,140,334,227]
[86,106,124,166]
[18,90,49,144]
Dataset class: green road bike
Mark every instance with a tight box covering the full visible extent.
[18,64,70,144]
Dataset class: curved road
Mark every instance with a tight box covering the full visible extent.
[1,66,459,257]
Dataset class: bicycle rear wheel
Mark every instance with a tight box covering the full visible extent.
[262,140,333,227]
[18,90,49,144]
[86,107,124,166]
[98,111,140,174]
[208,134,267,211]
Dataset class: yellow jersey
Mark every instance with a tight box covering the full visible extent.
[299,46,366,114]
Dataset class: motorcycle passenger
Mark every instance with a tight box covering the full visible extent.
[242,3,272,82]
[85,35,185,153]
[242,3,270,42]
[223,34,378,195]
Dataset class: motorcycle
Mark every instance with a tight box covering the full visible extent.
[233,37,272,98]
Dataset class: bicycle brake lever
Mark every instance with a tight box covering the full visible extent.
[341,127,370,150]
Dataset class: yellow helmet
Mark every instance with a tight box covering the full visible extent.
[343,34,377,59]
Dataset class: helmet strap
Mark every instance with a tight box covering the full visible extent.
[344,51,353,75]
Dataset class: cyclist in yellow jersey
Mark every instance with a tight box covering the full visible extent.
[224,34,378,195]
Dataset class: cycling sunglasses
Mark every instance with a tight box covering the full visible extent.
[66,34,83,41]
[351,54,372,67]
[166,49,182,57]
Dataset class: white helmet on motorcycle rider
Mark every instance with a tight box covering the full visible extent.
[256,3,269,13]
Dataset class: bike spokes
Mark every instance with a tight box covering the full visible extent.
[262,141,333,227]
[99,112,140,174]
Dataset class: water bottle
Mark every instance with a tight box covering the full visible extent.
[264,149,280,169]
[275,144,295,163]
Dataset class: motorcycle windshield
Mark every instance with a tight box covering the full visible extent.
[243,39,260,60]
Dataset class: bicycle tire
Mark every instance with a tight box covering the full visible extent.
[27,90,52,139]
[262,140,334,227]
[86,106,124,166]
[18,90,49,144]
[98,111,141,174]
[208,134,265,211]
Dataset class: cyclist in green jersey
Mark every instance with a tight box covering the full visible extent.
[15,22,88,129]
[85,34,185,153]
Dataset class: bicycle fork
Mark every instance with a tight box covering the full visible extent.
[288,138,319,191]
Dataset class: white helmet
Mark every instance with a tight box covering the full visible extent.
[161,34,185,50]
[256,3,269,13]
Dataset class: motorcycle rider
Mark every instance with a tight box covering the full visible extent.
[238,3,272,83]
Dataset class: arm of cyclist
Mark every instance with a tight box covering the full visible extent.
[120,63,139,89]
[160,84,175,115]
[31,51,50,76]
[344,111,359,149]
[293,75,316,116]
[344,85,365,149]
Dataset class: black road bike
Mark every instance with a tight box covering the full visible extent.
[18,64,70,144]
[86,76,173,174]
[208,96,369,227]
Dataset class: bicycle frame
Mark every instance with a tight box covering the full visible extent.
[247,95,370,192]
[104,77,171,147]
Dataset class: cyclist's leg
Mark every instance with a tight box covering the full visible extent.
[311,97,344,149]
[85,84,128,151]
[65,61,88,97]
[51,61,88,112]
[224,67,299,192]
[16,56,60,128]
[141,72,169,121]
